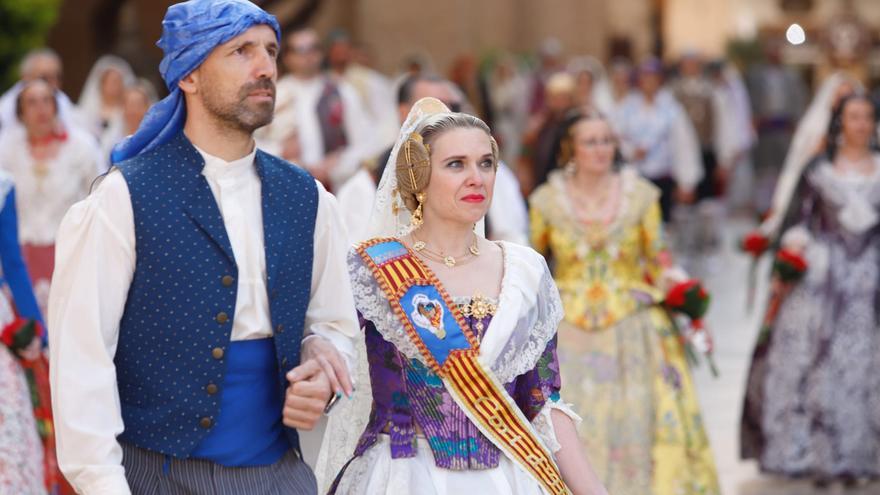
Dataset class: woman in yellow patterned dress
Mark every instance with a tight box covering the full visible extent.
[528,109,720,495]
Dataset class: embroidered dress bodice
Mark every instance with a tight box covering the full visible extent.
[530,169,666,330]
[355,294,561,470]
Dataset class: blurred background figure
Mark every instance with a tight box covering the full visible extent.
[97,79,156,170]
[707,60,757,213]
[612,58,702,224]
[0,79,100,317]
[257,27,377,190]
[740,93,880,489]
[487,53,529,166]
[528,37,566,116]
[669,51,743,267]
[448,54,490,121]
[75,55,135,142]
[519,71,576,193]
[0,48,75,133]
[568,55,614,114]
[608,57,634,112]
[746,40,808,215]
[326,29,398,150]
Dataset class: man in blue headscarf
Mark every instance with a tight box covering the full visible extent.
[48,1,358,493]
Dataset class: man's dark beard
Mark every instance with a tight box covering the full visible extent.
[202,79,276,134]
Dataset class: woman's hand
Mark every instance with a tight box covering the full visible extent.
[301,336,353,398]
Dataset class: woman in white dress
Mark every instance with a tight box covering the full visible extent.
[317,97,607,495]
[0,80,101,316]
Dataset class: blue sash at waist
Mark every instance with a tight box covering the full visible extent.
[190,338,290,466]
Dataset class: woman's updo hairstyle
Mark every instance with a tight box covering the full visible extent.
[396,112,499,212]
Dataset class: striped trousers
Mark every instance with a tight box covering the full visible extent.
[122,442,317,495]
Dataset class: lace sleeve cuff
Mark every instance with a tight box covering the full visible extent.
[531,397,582,454]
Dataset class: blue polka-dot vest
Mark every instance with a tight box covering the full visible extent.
[114,132,316,458]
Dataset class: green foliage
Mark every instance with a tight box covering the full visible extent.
[0,0,61,92]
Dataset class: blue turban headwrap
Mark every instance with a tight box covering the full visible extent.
[110,0,281,163]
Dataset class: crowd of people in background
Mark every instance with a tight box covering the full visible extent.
[3,16,880,494]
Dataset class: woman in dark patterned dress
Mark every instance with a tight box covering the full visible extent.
[741,93,880,487]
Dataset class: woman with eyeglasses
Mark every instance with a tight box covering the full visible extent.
[529,109,720,495]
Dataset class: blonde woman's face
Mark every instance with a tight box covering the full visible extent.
[571,119,616,175]
[423,127,496,227]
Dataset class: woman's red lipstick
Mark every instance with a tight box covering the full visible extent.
[461,194,485,203]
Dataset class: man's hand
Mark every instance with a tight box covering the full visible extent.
[283,359,331,430]
[302,336,353,397]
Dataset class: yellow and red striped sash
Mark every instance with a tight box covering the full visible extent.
[357,238,569,495]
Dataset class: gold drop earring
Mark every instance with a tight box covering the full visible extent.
[411,192,425,229]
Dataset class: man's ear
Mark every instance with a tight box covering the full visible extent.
[178,69,199,95]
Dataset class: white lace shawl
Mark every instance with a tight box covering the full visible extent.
[350,240,563,383]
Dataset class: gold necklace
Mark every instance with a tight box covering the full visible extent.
[411,232,480,267]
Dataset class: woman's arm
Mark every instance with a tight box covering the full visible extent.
[0,189,43,327]
[552,409,609,495]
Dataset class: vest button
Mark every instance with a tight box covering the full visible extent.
[276,324,284,334]
[221,275,235,287]
[211,347,224,360]
[206,383,218,395]
[282,357,288,367]
[216,312,229,324]
[199,417,213,429]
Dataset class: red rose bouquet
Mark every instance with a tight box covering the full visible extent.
[1,317,41,354]
[773,248,808,283]
[664,279,718,377]
[664,280,710,321]
[740,230,770,257]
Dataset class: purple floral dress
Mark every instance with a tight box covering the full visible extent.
[349,296,562,471]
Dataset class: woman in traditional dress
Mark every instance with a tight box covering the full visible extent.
[528,109,720,495]
[319,97,607,495]
[0,79,101,317]
[740,93,880,487]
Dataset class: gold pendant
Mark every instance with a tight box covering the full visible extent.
[443,255,456,267]
[413,241,426,251]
